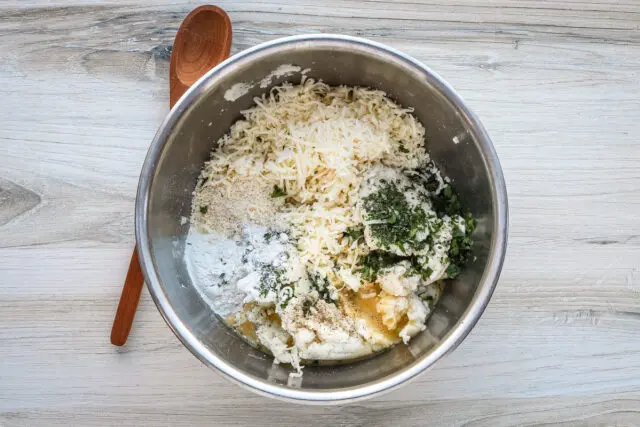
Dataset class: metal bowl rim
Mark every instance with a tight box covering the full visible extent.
[135,33,508,404]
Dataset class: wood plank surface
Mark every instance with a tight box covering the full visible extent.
[1,1,639,425]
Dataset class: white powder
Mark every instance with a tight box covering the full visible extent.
[184,223,293,315]
[184,229,246,316]
[259,64,304,88]
[224,82,253,101]
[223,65,309,102]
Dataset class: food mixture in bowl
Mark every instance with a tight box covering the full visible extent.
[185,78,476,375]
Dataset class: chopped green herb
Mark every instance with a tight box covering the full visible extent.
[432,184,463,216]
[264,232,273,242]
[270,184,287,198]
[358,251,406,282]
[309,272,335,303]
[409,173,476,279]
[300,272,335,314]
[465,212,477,233]
[447,231,473,277]
[362,182,429,252]
[398,143,410,153]
[445,214,476,278]
[279,285,294,309]
[404,257,436,281]
[421,294,435,309]
[360,175,477,281]
[199,205,208,214]
[359,251,436,283]
[446,263,461,278]
[342,226,364,241]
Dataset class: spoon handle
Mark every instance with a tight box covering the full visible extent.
[110,5,232,346]
[110,249,144,345]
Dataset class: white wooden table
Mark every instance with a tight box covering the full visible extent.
[2,1,639,425]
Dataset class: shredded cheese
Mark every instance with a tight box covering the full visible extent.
[198,78,428,280]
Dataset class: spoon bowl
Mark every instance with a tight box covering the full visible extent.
[170,5,232,104]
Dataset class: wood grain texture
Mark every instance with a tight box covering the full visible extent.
[1,1,639,425]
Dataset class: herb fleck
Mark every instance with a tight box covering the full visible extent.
[279,285,294,309]
[421,294,435,309]
[309,272,335,304]
[446,263,461,278]
[342,226,364,242]
[270,184,287,198]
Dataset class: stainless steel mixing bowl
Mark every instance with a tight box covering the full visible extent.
[135,34,508,403]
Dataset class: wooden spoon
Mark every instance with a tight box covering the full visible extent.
[110,5,232,346]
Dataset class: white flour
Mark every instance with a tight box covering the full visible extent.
[223,64,309,101]
[184,223,292,316]
[223,82,253,102]
[259,64,304,88]
[184,228,245,316]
